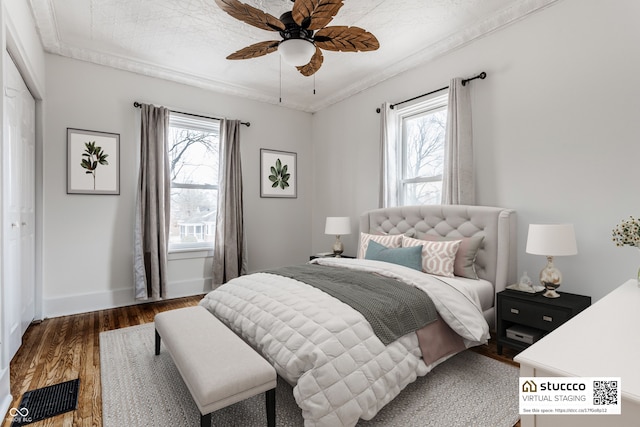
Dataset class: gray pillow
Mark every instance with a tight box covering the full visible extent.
[364,240,422,271]
[421,235,484,279]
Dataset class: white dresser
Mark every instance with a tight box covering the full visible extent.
[515,279,640,427]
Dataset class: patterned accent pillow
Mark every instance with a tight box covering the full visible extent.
[358,232,402,259]
[402,235,461,277]
[364,240,423,271]
[421,235,484,279]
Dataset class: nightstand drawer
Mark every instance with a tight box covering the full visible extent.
[500,299,570,331]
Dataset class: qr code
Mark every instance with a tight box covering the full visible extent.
[593,380,618,405]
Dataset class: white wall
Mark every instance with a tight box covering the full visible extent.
[42,55,312,317]
[311,0,640,302]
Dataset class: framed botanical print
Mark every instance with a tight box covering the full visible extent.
[67,128,120,195]
[260,149,297,198]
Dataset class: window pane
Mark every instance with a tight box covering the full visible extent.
[169,188,217,247]
[403,181,442,206]
[169,128,219,186]
[403,108,446,180]
[168,114,220,251]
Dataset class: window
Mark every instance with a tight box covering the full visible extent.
[168,113,220,251]
[396,94,447,205]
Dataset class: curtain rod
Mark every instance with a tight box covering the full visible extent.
[133,102,250,127]
[375,72,486,113]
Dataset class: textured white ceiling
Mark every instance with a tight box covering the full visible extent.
[29,0,558,112]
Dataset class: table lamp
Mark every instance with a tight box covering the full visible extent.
[526,224,577,298]
[324,217,351,257]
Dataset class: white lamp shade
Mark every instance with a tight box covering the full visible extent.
[526,224,578,256]
[325,217,351,236]
[278,39,315,66]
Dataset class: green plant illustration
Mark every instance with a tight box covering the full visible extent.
[268,158,290,190]
[80,141,109,190]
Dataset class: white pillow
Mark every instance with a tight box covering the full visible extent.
[401,235,461,277]
[357,232,402,259]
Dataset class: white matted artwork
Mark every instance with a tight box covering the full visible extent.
[260,148,296,198]
[67,128,120,195]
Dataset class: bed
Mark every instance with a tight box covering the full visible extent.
[200,204,516,426]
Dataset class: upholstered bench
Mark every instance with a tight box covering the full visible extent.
[154,306,276,427]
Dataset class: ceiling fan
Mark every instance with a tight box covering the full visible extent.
[214,0,380,76]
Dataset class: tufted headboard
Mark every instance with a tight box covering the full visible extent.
[359,205,517,327]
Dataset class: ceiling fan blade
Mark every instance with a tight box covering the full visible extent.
[226,40,280,60]
[314,26,380,52]
[297,47,324,76]
[292,0,343,31]
[215,0,285,32]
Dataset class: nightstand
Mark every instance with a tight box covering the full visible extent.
[496,289,591,355]
[309,254,355,260]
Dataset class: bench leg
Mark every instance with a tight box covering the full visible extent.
[266,388,276,427]
[201,412,211,427]
[155,329,161,355]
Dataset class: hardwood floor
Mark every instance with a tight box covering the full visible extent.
[3,297,520,427]
[3,295,204,427]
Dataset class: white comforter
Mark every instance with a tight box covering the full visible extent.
[199,258,490,426]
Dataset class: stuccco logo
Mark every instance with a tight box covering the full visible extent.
[540,381,586,391]
[521,379,587,392]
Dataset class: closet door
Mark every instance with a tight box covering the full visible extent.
[2,51,35,362]
[18,62,35,335]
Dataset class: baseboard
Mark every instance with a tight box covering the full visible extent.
[43,278,212,318]
[0,366,12,422]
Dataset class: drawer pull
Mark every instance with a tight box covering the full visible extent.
[510,308,519,314]
[543,315,553,322]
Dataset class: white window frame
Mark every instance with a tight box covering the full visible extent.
[395,93,448,206]
[168,112,220,253]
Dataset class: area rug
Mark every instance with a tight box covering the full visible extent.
[100,323,519,427]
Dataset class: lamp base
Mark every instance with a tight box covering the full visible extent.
[540,256,562,298]
[332,236,344,258]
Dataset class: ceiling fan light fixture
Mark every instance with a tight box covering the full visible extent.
[216,0,379,76]
[278,39,315,66]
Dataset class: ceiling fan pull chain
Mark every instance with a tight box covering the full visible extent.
[313,74,316,95]
[279,55,282,103]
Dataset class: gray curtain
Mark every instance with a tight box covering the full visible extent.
[379,102,398,208]
[213,119,247,285]
[442,78,475,205]
[133,104,171,300]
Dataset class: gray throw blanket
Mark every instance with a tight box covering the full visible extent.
[263,264,438,345]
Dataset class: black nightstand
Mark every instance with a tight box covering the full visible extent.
[309,254,355,260]
[496,289,591,355]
